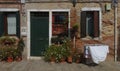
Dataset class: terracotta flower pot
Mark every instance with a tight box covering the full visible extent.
[75,58,81,63]
[7,57,13,62]
[60,58,66,63]
[15,56,22,62]
[50,57,55,63]
[0,59,2,62]
[67,56,72,63]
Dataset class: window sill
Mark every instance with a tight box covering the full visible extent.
[81,36,101,40]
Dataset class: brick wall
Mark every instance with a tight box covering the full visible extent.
[0,4,21,8]
[24,2,120,60]
[25,2,118,36]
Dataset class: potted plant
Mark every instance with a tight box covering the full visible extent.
[74,53,81,63]
[71,24,79,38]
[61,38,73,63]
[67,50,73,63]
[0,36,24,62]
[44,44,58,63]
[0,48,5,61]
[44,38,73,63]
[73,48,82,63]
[5,47,15,62]
[0,47,8,61]
[7,54,13,62]
[62,38,74,63]
[13,50,22,61]
[0,36,16,46]
[17,38,25,52]
[70,24,79,49]
[57,44,69,63]
[51,37,64,44]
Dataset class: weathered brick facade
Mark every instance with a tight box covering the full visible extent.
[24,1,120,61]
[1,0,118,60]
[1,0,120,61]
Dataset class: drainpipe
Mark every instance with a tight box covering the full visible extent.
[113,0,118,62]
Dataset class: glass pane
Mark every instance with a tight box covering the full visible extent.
[7,14,16,35]
[53,12,68,24]
[52,12,68,44]
[86,11,94,37]
[52,12,68,36]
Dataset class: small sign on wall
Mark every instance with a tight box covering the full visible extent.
[106,3,111,11]
[21,27,27,36]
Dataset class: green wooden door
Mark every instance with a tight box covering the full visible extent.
[30,12,49,56]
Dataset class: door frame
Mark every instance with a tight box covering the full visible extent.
[81,7,102,39]
[27,9,70,59]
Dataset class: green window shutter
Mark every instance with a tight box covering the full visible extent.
[0,12,4,37]
[80,11,86,38]
[16,11,20,38]
[93,11,99,37]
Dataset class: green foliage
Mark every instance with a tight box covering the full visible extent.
[57,45,69,62]
[0,36,16,46]
[0,36,25,62]
[13,49,22,58]
[17,38,25,52]
[0,47,21,61]
[72,24,79,32]
[73,48,82,62]
[51,37,63,44]
[0,48,6,60]
[61,38,71,55]
[72,24,79,31]
[71,24,79,38]
[44,44,58,62]
[44,38,72,63]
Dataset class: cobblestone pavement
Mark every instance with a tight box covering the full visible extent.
[0,59,120,71]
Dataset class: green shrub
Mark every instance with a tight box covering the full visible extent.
[44,44,58,62]
[44,38,72,63]
[0,36,16,46]
[17,38,25,52]
[0,36,25,62]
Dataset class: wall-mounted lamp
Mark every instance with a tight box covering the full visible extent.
[72,0,77,7]
[112,0,118,7]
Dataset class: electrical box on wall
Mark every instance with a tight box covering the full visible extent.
[21,27,27,36]
[106,3,111,11]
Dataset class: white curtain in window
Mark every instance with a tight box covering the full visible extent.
[7,14,16,35]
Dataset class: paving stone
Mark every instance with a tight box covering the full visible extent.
[0,60,120,71]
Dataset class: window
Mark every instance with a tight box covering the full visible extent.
[81,11,99,38]
[51,11,69,44]
[0,12,20,37]
[52,12,68,36]
[7,14,16,35]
